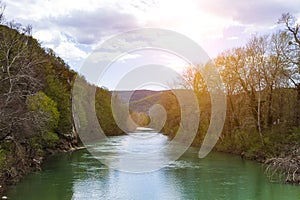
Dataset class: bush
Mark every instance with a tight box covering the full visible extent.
[27,91,60,131]
[29,131,59,152]
[41,131,59,148]
[27,92,60,150]
[288,126,300,144]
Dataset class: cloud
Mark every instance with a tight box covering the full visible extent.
[51,8,140,45]
[223,25,247,38]
[4,1,142,70]
[33,29,89,70]
[55,41,88,61]
[3,0,300,73]
[197,0,300,26]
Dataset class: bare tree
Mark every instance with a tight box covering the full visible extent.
[0,24,44,141]
[278,13,300,125]
[215,35,283,144]
[278,13,300,52]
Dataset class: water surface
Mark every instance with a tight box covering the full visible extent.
[7,134,300,200]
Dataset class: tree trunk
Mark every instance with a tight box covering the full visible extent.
[228,95,240,128]
[295,83,300,126]
[267,87,273,127]
[257,79,264,145]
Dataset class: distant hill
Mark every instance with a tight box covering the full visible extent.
[113,90,162,112]
[113,89,195,113]
[114,90,162,103]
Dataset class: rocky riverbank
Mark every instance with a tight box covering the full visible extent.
[0,135,81,194]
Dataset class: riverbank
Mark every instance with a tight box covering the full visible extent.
[213,140,300,184]
[265,146,300,184]
[161,126,300,185]
[0,136,82,194]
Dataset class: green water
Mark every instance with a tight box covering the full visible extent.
[6,135,300,200]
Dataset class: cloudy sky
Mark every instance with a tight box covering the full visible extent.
[2,0,300,89]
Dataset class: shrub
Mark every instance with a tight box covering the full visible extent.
[27,92,60,150]
[27,91,60,131]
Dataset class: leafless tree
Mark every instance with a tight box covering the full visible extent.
[0,24,44,141]
[214,34,293,144]
[278,13,300,125]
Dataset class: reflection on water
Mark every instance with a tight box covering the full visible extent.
[7,134,300,200]
[88,132,171,172]
[93,132,168,153]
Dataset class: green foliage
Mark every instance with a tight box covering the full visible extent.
[30,131,59,151]
[29,137,44,155]
[44,72,72,135]
[43,131,59,146]
[95,88,125,135]
[289,126,300,143]
[27,91,60,131]
[27,92,60,150]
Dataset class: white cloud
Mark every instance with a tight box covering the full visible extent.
[33,29,88,69]
[56,42,88,61]
[33,29,61,45]
[3,0,300,71]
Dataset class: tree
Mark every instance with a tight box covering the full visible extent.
[216,46,260,130]
[263,32,291,127]
[215,48,246,129]
[0,24,45,140]
[215,35,285,144]
[95,87,124,135]
[26,91,59,135]
[181,65,208,95]
[246,35,269,144]
[278,13,300,125]
[44,71,72,135]
[159,90,181,138]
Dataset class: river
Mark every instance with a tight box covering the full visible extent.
[7,132,300,200]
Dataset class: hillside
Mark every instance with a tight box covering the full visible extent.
[0,23,122,192]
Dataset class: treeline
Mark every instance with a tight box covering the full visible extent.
[168,13,300,183]
[0,3,121,190]
[0,20,80,188]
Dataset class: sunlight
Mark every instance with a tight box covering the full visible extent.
[3,0,300,198]
[138,1,236,57]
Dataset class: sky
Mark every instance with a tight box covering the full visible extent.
[2,0,300,89]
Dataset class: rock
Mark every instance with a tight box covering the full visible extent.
[33,158,41,164]
[4,136,14,141]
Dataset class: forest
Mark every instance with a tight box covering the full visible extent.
[156,13,300,184]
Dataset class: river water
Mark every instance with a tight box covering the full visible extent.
[7,132,300,200]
